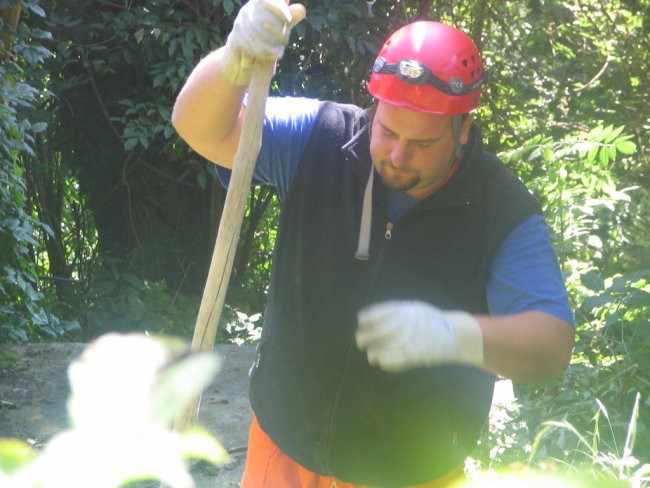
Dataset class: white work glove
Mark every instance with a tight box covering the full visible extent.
[356,300,484,372]
[221,0,306,86]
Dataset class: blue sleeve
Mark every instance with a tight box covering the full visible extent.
[486,214,575,326]
[216,97,320,199]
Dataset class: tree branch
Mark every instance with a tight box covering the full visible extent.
[81,48,124,146]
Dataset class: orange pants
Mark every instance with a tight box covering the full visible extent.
[241,416,464,488]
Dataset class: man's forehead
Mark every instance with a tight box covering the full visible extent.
[373,100,452,138]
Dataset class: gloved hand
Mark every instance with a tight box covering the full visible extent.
[356,300,484,372]
[221,0,306,86]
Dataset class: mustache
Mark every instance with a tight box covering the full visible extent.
[377,160,417,173]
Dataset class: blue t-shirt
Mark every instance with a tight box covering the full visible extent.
[219,97,574,326]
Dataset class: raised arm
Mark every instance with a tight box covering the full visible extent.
[171,0,306,168]
[172,48,246,168]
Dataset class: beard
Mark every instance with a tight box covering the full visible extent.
[375,160,419,193]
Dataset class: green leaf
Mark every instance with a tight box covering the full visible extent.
[542,147,554,162]
[179,426,229,464]
[603,125,624,144]
[587,125,605,141]
[28,4,46,17]
[32,122,47,133]
[0,438,35,474]
[586,145,599,164]
[604,310,621,327]
[168,39,177,57]
[153,73,166,88]
[610,275,630,292]
[615,139,636,155]
[623,289,650,308]
[581,271,605,291]
[582,293,613,310]
[223,0,235,15]
[124,138,138,151]
[308,15,326,31]
[598,145,610,166]
[181,40,193,60]
[150,352,221,426]
[623,393,641,458]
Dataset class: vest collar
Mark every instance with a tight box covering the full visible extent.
[343,110,485,260]
[341,108,373,176]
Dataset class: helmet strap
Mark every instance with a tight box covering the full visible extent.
[452,115,463,161]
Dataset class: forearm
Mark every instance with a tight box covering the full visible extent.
[171,47,246,167]
[476,311,575,383]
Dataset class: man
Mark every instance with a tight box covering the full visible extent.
[171,1,575,487]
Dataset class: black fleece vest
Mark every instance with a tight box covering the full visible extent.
[249,102,541,487]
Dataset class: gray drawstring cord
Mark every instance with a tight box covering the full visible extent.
[355,168,374,260]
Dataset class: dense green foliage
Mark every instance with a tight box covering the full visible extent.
[474,124,650,484]
[0,0,78,341]
[1,0,649,483]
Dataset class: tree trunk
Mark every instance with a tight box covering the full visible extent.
[0,4,21,60]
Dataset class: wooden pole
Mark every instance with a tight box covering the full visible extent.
[173,60,275,432]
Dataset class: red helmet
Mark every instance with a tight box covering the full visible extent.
[368,21,486,115]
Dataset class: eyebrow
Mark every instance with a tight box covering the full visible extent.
[378,121,440,145]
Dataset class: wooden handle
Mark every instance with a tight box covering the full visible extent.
[173,60,276,431]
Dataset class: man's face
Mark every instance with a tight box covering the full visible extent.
[369,101,472,200]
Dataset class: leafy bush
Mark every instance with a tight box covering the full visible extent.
[78,260,199,340]
[0,5,77,342]
[0,160,59,341]
[475,124,650,484]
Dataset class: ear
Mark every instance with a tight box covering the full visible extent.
[459,115,474,145]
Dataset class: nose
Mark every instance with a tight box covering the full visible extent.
[390,141,410,168]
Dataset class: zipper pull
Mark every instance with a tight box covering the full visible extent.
[385,222,393,239]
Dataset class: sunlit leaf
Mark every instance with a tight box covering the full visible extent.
[586,145,599,164]
[603,126,624,144]
[0,438,35,474]
[615,140,636,155]
[151,352,221,426]
[599,145,610,166]
[179,426,228,464]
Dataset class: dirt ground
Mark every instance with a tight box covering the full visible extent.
[0,341,256,487]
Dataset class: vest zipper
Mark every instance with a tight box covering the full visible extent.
[385,222,393,239]
[366,220,394,300]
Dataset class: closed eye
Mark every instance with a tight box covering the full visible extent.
[378,122,438,148]
[415,140,434,148]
